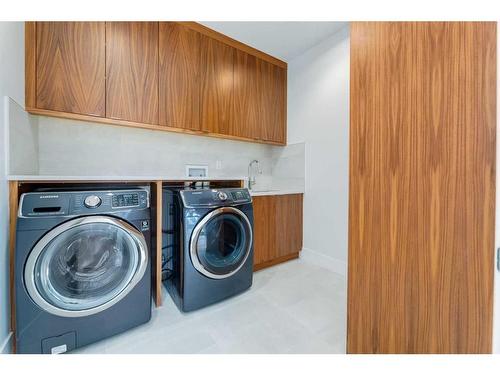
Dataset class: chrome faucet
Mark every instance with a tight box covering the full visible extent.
[248,159,262,190]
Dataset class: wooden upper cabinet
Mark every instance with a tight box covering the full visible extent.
[27,21,287,145]
[106,22,159,124]
[200,35,234,135]
[232,52,287,143]
[159,22,201,130]
[258,60,286,143]
[35,22,105,116]
[232,50,260,139]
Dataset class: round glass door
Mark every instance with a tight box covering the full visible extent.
[24,216,148,317]
[190,207,252,279]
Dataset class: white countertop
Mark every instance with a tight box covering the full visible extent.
[249,189,304,196]
[8,175,248,182]
[8,175,304,196]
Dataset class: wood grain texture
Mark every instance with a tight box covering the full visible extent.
[253,194,303,269]
[9,181,19,353]
[253,195,275,265]
[25,22,36,109]
[106,22,159,124]
[178,22,287,68]
[231,50,260,139]
[36,22,105,116]
[258,59,287,143]
[159,22,201,130]
[200,35,234,134]
[275,194,303,258]
[232,52,287,143]
[28,21,287,146]
[25,107,286,146]
[151,181,163,306]
[347,22,496,354]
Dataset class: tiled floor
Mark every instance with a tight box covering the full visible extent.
[73,257,347,354]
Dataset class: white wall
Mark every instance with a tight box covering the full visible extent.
[287,26,350,275]
[0,21,24,353]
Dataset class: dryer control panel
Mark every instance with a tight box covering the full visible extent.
[19,189,149,217]
[180,188,252,208]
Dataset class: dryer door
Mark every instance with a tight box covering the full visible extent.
[24,216,148,317]
[190,207,252,279]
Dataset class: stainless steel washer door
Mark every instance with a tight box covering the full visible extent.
[190,207,252,279]
[24,216,148,317]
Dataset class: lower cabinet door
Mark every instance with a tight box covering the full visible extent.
[252,194,303,270]
[253,195,276,266]
[275,194,303,258]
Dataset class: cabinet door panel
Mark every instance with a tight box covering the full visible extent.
[348,22,496,354]
[159,22,201,130]
[258,60,286,143]
[36,22,105,116]
[253,194,303,268]
[200,35,234,134]
[231,50,260,139]
[275,194,303,258]
[106,22,159,124]
[252,196,275,265]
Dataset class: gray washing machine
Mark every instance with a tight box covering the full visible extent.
[15,188,151,354]
[162,187,254,312]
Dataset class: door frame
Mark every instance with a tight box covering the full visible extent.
[493,27,500,354]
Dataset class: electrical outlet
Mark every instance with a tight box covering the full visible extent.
[216,160,222,170]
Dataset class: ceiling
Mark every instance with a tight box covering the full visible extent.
[200,22,348,62]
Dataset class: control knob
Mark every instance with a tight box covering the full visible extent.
[84,195,102,208]
[217,191,228,201]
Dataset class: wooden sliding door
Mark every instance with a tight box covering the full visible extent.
[348,22,496,353]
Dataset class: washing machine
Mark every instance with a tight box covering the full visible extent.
[162,186,254,312]
[15,188,152,354]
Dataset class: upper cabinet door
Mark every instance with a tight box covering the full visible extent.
[36,22,105,116]
[258,60,286,143]
[159,22,201,130]
[231,50,260,139]
[106,22,159,124]
[200,35,234,134]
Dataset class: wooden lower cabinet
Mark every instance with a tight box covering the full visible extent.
[252,194,303,270]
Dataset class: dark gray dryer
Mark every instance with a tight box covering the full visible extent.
[162,187,254,312]
[15,188,152,354]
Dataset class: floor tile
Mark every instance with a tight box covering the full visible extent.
[74,257,347,354]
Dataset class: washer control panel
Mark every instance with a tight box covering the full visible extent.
[19,189,149,217]
[111,192,141,208]
[180,188,251,208]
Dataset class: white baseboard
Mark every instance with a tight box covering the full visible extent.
[300,247,347,277]
[0,332,13,354]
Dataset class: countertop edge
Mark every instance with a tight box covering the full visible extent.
[7,175,248,182]
[7,176,304,196]
[250,190,304,197]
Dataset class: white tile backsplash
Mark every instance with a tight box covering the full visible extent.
[7,98,38,174]
[9,111,304,191]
